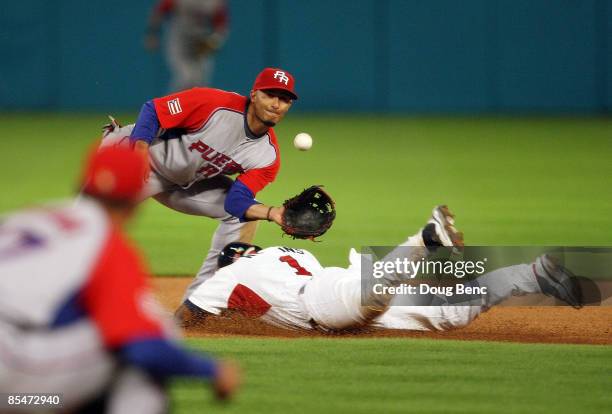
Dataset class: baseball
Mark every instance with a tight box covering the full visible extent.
[293,133,313,151]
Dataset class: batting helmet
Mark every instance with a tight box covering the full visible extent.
[218,242,262,268]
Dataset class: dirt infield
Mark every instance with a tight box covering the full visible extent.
[153,277,612,345]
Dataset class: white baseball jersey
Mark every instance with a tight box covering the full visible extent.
[188,245,493,332]
[188,246,324,330]
[0,198,166,344]
[187,233,545,333]
[0,199,107,327]
[0,199,170,409]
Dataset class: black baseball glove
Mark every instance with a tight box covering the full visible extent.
[281,185,336,240]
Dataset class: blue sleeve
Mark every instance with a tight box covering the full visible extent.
[120,338,218,380]
[225,180,259,221]
[130,100,160,145]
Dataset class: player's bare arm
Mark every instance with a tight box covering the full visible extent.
[242,186,335,239]
[244,203,285,225]
[133,139,150,152]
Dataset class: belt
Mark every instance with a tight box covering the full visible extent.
[297,285,328,333]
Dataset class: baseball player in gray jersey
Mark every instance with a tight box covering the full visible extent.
[102,68,299,301]
[146,0,229,91]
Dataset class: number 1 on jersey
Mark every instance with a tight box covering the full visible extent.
[279,255,312,276]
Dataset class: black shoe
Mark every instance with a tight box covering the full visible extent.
[534,255,583,309]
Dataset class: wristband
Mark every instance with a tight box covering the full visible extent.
[266,206,273,222]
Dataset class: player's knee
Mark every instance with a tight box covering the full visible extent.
[437,306,482,330]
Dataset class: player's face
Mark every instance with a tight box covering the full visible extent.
[250,89,293,127]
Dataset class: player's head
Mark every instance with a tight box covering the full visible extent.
[80,144,149,214]
[250,68,297,127]
[218,242,262,268]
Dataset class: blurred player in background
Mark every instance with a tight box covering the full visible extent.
[102,67,298,300]
[177,206,582,333]
[145,0,229,92]
[0,146,239,412]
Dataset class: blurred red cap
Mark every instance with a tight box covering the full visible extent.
[252,68,298,100]
[81,145,149,202]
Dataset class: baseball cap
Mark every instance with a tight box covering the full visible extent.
[252,67,298,100]
[81,144,149,203]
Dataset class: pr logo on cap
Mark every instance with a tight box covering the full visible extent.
[273,71,289,85]
[252,67,298,100]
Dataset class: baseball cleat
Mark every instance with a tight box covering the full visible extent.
[101,115,122,138]
[534,255,583,309]
[422,205,464,248]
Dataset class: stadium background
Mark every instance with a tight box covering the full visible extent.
[1,1,610,413]
[2,0,611,112]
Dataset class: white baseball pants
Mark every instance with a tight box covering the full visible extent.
[301,232,542,332]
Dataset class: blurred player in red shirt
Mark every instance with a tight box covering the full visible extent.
[145,0,229,92]
[0,145,239,412]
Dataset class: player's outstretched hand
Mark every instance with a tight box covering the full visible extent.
[268,206,285,226]
[213,360,241,401]
[281,185,336,240]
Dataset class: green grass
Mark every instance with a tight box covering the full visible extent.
[1,113,610,413]
[171,337,612,414]
[1,113,610,274]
